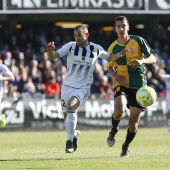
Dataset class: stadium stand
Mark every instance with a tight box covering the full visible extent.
[0,21,169,101]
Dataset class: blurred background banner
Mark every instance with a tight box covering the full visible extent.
[4,0,144,11]
[149,0,170,10]
[0,97,166,131]
[1,0,170,13]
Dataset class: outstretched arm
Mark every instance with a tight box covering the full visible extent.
[0,74,15,82]
[0,65,15,82]
[107,48,131,62]
[94,48,130,61]
[46,41,60,60]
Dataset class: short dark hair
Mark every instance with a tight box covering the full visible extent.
[114,16,129,26]
[74,24,88,34]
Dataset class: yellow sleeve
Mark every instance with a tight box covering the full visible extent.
[107,41,117,68]
[107,45,113,53]
[107,61,116,68]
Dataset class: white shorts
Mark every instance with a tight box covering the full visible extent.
[61,85,90,112]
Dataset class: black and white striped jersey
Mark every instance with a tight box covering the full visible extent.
[57,41,110,88]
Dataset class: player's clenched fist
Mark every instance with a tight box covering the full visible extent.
[46,41,55,51]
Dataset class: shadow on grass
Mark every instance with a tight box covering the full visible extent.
[0,156,117,162]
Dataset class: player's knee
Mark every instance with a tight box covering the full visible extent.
[113,111,124,119]
[114,105,126,116]
[66,102,79,110]
[129,124,138,133]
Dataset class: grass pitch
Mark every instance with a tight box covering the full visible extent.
[0,127,170,170]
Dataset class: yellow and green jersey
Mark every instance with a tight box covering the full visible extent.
[107,35,154,89]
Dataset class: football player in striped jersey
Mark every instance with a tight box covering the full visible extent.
[46,24,130,153]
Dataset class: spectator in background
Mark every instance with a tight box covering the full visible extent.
[91,63,104,95]
[35,46,46,62]
[90,80,101,96]
[24,43,34,65]
[0,20,169,101]
[149,60,166,96]
[29,59,43,93]
[8,63,20,97]
[166,59,170,74]
[156,60,170,133]
[4,51,12,67]
[145,66,165,95]
[23,77,36,97]
[42,76,60,98]
[99,75,113,99]
[29,66,43,93]
[38,30,48,47]
[15,66,29,101]
[55,65,66,86]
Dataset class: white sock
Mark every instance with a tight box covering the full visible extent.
[74,130,77,137]
[65,111,77,141]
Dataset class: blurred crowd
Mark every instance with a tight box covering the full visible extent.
[0,24,169,101]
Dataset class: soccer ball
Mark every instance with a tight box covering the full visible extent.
[136,86,157,107]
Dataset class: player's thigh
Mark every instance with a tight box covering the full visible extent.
[61,85,73,112]
[114,95,127,115]
[67,96,80,110]
[129,106,142,126]
[61,85,90,111]
[61,87,80,111]
[66,88,90,110]
[73,88,90,105]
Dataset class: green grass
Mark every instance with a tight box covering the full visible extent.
[0,128,170,170]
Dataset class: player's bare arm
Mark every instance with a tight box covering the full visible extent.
[129,53,156,69]
[108,48,130,62]
[107,67,125,83]
[0,75,15,82]
[46,41,60,60]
